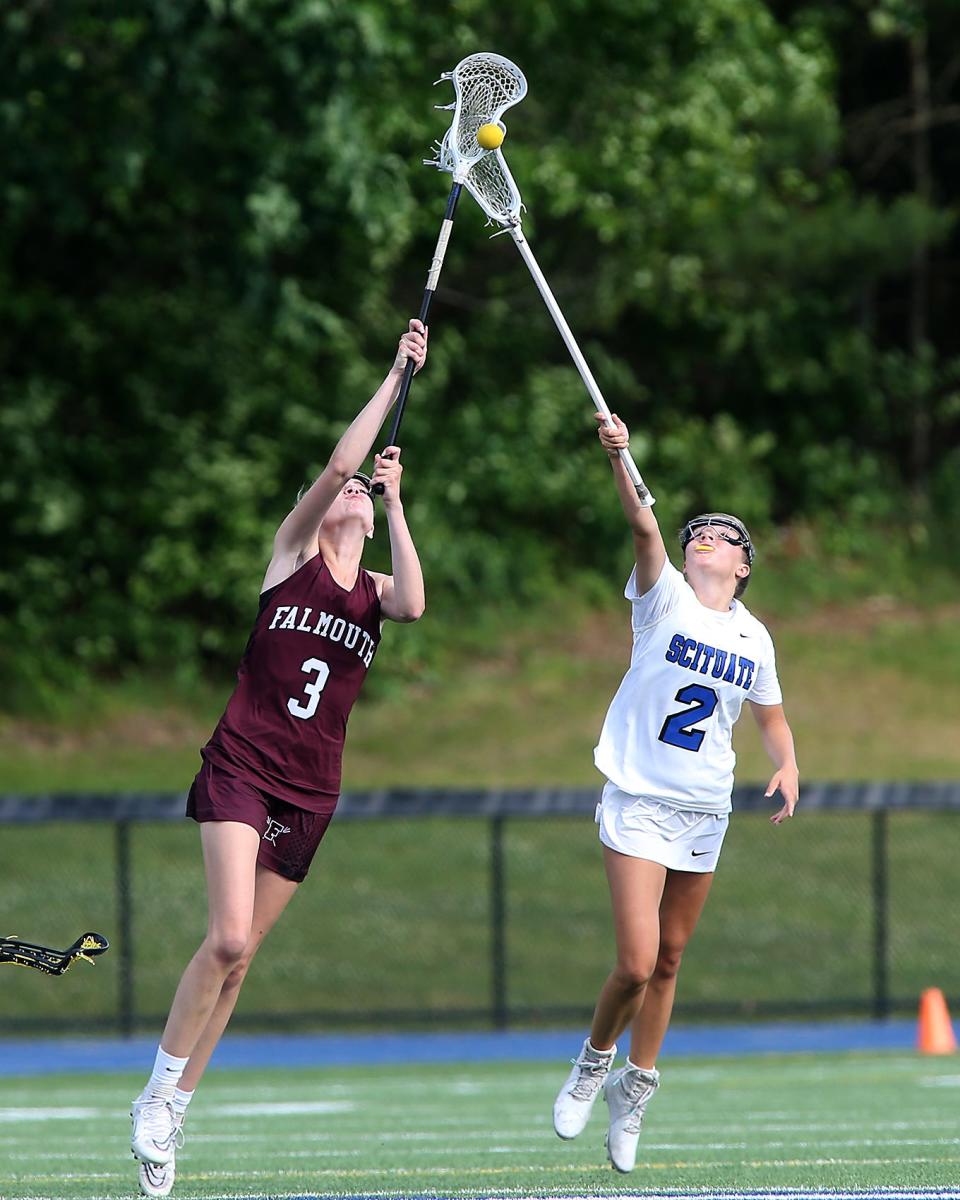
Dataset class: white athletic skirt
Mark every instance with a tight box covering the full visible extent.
[595,781,728,873]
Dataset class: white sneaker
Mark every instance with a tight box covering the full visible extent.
[137,1113,184,1196]
[131,1097,178,1166]
[604,1063,660,1173]
[138,1157,174,1198]
[552,1038,617,1139]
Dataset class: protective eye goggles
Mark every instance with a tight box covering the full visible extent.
[297,471,375,507]
[347,472,373,497]
[679,513,755,564]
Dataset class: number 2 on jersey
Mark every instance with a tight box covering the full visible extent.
[658,683,718,752]
[287,657,330,719]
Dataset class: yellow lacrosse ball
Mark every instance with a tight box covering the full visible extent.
[477,123,505,150]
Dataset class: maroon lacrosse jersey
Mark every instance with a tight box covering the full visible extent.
[201,554,382,812]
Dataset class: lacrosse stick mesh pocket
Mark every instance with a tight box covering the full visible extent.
[450,54,526,158]
[461,148,524,226]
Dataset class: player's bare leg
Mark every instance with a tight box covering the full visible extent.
[629,868,714,1068]
[554,849,664,1140]
[179,864,299,1091]
[135,865,298,1196]
[606,866,713,1172]
[132,821,260,1166]
[161,821,262,1054]
[593,850,663,1171]
[591,848,666,1048]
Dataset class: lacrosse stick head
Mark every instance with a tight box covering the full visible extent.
[428,53,527,184]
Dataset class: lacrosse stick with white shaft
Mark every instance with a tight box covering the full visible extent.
[430,63,654,506]
[372,53,526,493]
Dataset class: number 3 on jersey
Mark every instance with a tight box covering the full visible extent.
[287,657,330,719]
[658,684,718,752]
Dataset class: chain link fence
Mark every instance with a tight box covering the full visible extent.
[1,785,957,1034]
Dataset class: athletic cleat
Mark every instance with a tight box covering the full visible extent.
[552,1038,617,1139]
[130,1097,178,1166]
[138,1156,174,1198]
[603,1062,660,1173]
[136,1113,184,1196]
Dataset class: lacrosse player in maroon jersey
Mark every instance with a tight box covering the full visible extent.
[130,320,427,1197]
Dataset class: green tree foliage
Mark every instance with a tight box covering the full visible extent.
[1,0,957,705]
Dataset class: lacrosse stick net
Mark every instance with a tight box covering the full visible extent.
[456,148,524,226]
[436,92,655,505]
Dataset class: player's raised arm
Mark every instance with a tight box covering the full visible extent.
[595,412,666,593]
[368,446,425,623]
[265,320,428,585]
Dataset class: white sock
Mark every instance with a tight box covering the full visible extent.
[172,1087,194,1118]
[586,1038,615,1058]
[141,1046,190,1102]
[627,1056,657,1076]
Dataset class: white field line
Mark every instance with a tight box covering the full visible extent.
[19,1186,960,1200]
[1,1127,956,1160]
[351,1192,960,1200]
[65,1192,960,1200]
[18,1188,960,1200]
[217,1100,356,1115]
[667,1120,957,1134]
[10,1135,958,1169]
[410,1193,960,1200]
[2,1107,955,1138]
[2,1122,954,1153]
[448,1192,960,1199]
[343,1062,958,1084]
[8,1156,960,1186]
[102,1132,960,1156]
[139,1138,960,1161]
[0,1106,101,1122]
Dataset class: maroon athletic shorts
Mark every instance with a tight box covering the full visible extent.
[186,759,336,883]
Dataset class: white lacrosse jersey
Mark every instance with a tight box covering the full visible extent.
[594,557,782,814]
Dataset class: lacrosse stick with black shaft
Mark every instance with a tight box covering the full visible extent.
[428,59,655,506]
[372,53,526,493]
[0,931,109,976]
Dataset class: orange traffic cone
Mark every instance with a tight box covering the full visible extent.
[917,987,957,1055]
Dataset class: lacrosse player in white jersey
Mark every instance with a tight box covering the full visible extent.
[553,412,799,1173]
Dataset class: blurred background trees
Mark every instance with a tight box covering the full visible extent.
[2,0,957,706]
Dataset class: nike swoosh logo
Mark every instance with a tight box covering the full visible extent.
[691,849,711,857]
[739,632,751,638]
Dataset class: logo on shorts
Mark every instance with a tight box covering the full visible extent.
[691,849,711,857]
[263,818,292,845]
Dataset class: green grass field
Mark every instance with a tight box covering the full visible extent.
[2,1054,959,1198]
